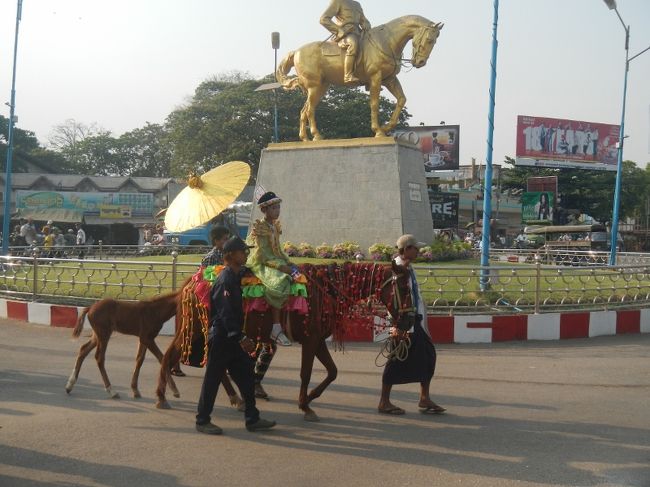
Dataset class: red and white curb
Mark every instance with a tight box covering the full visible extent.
[1,297,648,344]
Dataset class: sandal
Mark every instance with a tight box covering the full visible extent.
[378,406,405,415]
[419,404,446,414]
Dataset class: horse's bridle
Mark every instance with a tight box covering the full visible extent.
[411,25,437,65]
[380,271,417,331]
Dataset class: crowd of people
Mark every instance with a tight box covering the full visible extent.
[7,217,88,258]
[142,224,166,246]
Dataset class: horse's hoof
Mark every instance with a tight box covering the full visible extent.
[132,391,141,399]
[105,386,120,399]
[303,410,320,422]
[156,400,171,410]
[173,391,180,398]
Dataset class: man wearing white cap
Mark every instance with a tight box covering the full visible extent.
[377,234,446,415]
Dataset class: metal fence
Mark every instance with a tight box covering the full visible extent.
[1,247,649,314]
[6,243,210,260]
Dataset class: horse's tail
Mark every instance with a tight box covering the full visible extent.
[276,51,303,91]
[72,307,89,338]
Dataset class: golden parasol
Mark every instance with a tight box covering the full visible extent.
[164,161,250,232]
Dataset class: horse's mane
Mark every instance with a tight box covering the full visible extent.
[377,14,434,31]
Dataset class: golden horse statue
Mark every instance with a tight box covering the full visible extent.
[276,15,443,141]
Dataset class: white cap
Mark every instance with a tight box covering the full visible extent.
[396,234,426,250]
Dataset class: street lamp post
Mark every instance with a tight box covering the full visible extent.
[2,0,23,255]
[271,32,280,143]
[603,0,650,265]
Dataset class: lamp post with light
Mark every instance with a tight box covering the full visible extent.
[602,0,650,265]
[2,0,23,255]
[272,32,280,143]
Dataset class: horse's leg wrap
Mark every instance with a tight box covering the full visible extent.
[65,370,77,393]
[254,344,275,384]
[105,385,120,399]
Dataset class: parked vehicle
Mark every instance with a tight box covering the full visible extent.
[164,202,252,246]
[525,224,623,252]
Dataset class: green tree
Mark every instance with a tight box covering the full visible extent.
[72,131,123,176]
[165,72,411,178]
[117,123,172,177]
[1,115,69,173]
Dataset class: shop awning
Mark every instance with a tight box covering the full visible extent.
[14,208,84,223]
[83,217,156,226]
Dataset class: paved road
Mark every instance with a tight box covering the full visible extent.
[0,319,648,487]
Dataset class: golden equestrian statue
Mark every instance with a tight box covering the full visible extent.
[277,7,443,141]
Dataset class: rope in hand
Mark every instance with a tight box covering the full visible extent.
[374,334,411,368]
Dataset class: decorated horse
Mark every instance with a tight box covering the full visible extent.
[155,261,414,421]
[276,15,443,141]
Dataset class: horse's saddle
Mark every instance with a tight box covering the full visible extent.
[321,41,343,57]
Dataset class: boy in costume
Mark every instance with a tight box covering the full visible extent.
[246,191,297,346]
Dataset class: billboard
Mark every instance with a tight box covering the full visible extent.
[16,190,153,217]
[521,191,554,224]
[394,125,460,172]
[429,191,459,228]
[516,115,619,171]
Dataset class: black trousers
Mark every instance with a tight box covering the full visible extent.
[196,335,259,426]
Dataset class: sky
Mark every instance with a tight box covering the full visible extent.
[1,0,650,169]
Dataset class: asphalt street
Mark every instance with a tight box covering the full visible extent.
[0,319,648,487]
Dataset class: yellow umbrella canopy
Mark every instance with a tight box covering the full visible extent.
[164,161,250,232]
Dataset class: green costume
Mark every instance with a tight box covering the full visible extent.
[246,219,293,309]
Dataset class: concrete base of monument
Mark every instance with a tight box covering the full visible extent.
[251,137,434,252]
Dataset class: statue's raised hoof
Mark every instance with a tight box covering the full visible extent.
[156,400,171,410]
[173,391,181,398]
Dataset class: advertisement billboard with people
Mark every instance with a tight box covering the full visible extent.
[515,115,619,171]
[393,125,460,173]
[521,191,554,224]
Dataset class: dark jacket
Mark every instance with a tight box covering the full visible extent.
[209,266,244,341]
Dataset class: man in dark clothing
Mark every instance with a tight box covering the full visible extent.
[171,225,233,378]
[195,236,276,435]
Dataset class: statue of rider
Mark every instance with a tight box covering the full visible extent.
[320,0,371,85]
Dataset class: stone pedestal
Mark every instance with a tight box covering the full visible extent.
[252,137,433,253]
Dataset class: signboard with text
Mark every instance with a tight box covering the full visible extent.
[516,115,619,171]
[394,125,460,172]
[16,190,153,217]
[429,192,459,228]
